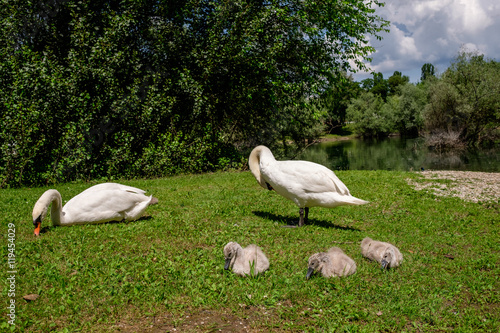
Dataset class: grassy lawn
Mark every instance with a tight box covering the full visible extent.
[1,170,499,332]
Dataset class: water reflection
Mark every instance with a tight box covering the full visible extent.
[298,137,500,172]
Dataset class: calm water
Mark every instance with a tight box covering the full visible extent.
[298,137,500,172]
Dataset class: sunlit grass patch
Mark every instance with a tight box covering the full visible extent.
[1,170,498,332]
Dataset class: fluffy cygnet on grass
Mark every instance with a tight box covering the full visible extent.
[223,242,269,276]
[306,247,357,279]
[361,237,403,269]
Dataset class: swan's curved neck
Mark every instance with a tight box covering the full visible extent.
[42,190,65,225]
[249,146,274,189]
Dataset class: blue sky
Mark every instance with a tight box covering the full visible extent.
[351,0,500,83]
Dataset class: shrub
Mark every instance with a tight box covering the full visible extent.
[346,92,396,137]
[394,83,427,135]
[423,49,500,147]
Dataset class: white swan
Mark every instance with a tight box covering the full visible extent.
[223,242,270,276]
[32,183,158,235]
[361,237,403,269]
[306,247,357,279]
[249,145,368,226]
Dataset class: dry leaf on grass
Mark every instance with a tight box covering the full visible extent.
[23,294,39,302]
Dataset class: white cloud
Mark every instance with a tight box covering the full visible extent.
[352,0,500,83]
[456,0,493,33]
[398,32,420,58]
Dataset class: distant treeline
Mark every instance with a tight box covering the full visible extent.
[318,50,500,150]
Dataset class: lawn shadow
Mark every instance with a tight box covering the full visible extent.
[252,210,361,231]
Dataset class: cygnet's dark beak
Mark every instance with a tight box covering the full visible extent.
[381,259,389,269]
[306,267,314,280]
[224,258,231,270]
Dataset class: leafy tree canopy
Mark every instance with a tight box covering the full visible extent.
[421,63,436,82]
[388,71,410,95]
[424,49,500,146]
[0,0,389,187]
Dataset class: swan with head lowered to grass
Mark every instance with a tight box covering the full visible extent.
[31,183,158,236]
[249,145,368,227]
[361,237,403,269]
[223,242,269,276]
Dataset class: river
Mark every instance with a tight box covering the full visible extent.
[298,137,500,172]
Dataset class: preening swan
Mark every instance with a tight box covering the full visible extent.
[249,145,368,226]
[306,247,357,279]
[223,242,269,276]
[32,183,158,236]
[361,237,403,269]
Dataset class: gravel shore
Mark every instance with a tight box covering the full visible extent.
[407,170,500,203]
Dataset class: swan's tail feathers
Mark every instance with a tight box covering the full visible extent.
[149,196,159,205]
[344,196,369,206]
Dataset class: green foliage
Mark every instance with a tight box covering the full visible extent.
[370,72,390,101]
[346,92,396,137]
[345,81,425,138]
[421,63,436,82]
[1,171,499,331]
[0,0,389,187]
[360,72,391,101]
[394,83,427,135]
[317,51,498,146]
[424,49,500,146]
[311,73,362,133]
[388,71,410,95]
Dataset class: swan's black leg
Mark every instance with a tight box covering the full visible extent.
[282,207,307,228]
[299,208,306,227]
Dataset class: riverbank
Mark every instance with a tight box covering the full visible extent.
[407,170,500,203]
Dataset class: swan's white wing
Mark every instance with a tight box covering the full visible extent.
[264,160,350,195]
[62,186,152,224]
[74,183,146,196]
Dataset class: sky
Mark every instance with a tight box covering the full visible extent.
[351,0,500,83]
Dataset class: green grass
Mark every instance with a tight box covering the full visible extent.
[1,171,499,332]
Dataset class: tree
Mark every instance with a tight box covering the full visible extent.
[388,71,410,95]
[370,72,390,101]
[346,92,396,137]
[312,73,362,133]
[424,49,500,146]
[393,83,426,135]
[420,63,436,82]
[0,0,389,187]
